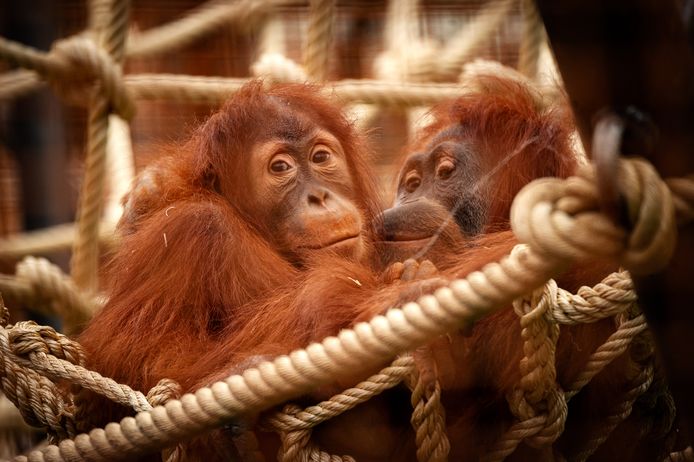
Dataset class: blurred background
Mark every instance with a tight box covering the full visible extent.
[0,0,543,457]
[0,0,527,254]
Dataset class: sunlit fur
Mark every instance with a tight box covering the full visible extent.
[387,76,675,461]
[77,82,389,434]
[76,78,674,462]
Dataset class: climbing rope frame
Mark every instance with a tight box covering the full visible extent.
[0,0,692,461]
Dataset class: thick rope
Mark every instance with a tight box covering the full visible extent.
[511,159,677,275]
[405,347,450,462]
[263,356,413,462]
[0,222,117,260]
[572,364,654,462]
[436,0,516,81]
[0,70,43,101]
[0,34,132,295]
[551,270,635,325]
[93,1,136,228]
[483,283,566,461]
[564,314,647,400]
[70,97,109,294]
[0,36,134,120]
[666,175,694,224]
[103,115,135,225]
[14,257,96,334]
[70,0,132,295]
[517,0,544,79]
[303,0,335,82]
[0,299,78,441]
[126,0,285,58]
[0,158,685,462]
[0,318,152,416]
[125,74,469,105]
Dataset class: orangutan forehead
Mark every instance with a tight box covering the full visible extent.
[260,96,319,143]
[427,124,467,149]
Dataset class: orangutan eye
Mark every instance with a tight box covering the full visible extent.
[437,159,455,180]
[270,159,292,173]
[405,175,421,193]
[312,150,331,164]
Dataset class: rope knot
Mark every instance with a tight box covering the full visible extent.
[146,378,182,407]
[47,35,135,120]
[507,282,566,447]
[0,295,9,327]
[8,321,85,365]
[251,53,308,84]
[511,158,676,275]
[374,41,439,83]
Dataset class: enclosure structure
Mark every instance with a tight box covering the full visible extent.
[0,0,692,461]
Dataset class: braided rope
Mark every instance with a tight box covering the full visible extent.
[0,158,684,462]
[0,257,101,335]
[406,348,450,462]
[303,0,335,82]
[70,0,132,294]
[70,97,110,294]
[0,70,43,101]
[1,320,152,415]
[666,175,694,224]
[571,364,654,462]
[14,257,96,334]
[484,283,565,461]
[511,159,677,275]
[551,270,635,325]
[126,0,285,58]
[0,36,133,119]
[0,222,117,260]
[437,0,516,80]
[123,74,468,106]
[517,0,544,79]
[263,356,413,461]
[564,314,647,400]
[0,301,78,441]
[104,115,135,225]
[94,1,136,229]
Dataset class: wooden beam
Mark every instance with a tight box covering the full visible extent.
[537,0,694,442]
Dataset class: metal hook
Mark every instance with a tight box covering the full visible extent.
[592,111,629,227]
[591,107,658,228]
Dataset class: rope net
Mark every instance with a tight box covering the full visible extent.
[0,0,692,461]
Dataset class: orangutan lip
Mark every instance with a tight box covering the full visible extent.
[303,234,360,250]
[378,235,434,244]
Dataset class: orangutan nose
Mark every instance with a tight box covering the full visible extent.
[307,187,330,207]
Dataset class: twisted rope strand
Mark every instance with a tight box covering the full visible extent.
[565,314,648,400]
[517,0,544,79]
[303,0,335,82]
[0,157,689,461]
[126,0,286,58]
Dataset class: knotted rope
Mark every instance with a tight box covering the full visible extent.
[512,158,676,275]
[517,0,544,79]
[303,0,335,82]
[406,347,449,462]
[0,36,133,120]
[0,157,685,462]
[0,297,184,447]
[262,356,413,462]
[12,257,95,335]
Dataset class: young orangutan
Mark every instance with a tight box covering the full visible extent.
[76,82,445,461]
[380,75,675,461]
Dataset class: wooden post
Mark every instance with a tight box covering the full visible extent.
[536,0,694,441]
